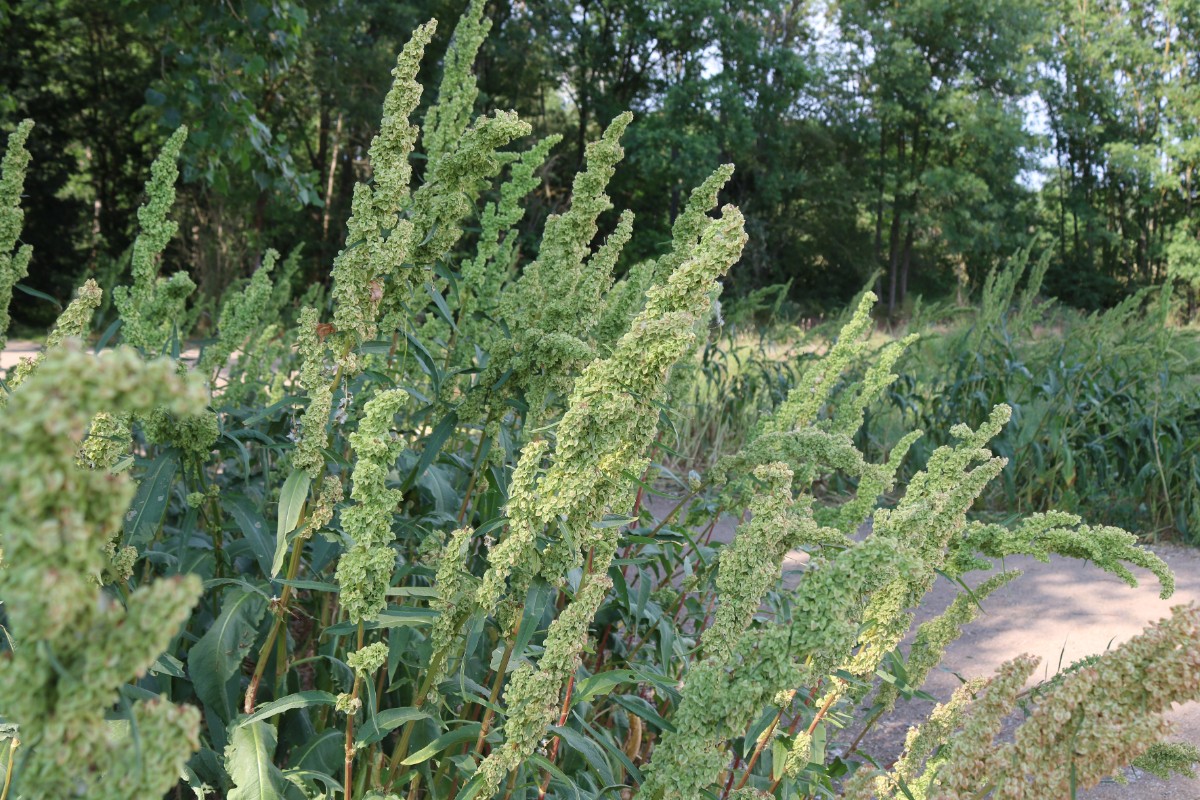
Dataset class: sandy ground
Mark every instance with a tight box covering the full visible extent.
[1,339,205,373]
[0,339,40,371]
[648,496,1200,798]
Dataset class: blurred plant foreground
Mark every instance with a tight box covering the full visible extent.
[3,2,1200,799]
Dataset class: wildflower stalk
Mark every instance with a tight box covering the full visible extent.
[0,737,17,800]
[474,618,520,754]
[5,279,102,391]
[343,626,366,800]
[733,706,786,792]
[0,119,34,355]
[536,672,578,799]
[246,323,352,713]
[112,127,194,353]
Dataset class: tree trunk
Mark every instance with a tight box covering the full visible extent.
[887,205,902,317]
[900,221,914,308]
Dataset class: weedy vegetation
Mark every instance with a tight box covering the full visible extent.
[1,6,1198,800]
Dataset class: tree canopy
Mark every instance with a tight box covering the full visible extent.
[3,0,1199,324]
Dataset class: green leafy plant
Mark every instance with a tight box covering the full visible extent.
[0,7,1197,800]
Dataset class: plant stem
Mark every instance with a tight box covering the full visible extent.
[344,625,365,799]
[385,650,446,787]
[536,673,576,799]
[0,738,17,800]
[734,707,784,792]
[847,706,885,755]
[457,425,491,524]
[245,532,308,713]
[475,619,520,754]
[245,351,349,713]
[500,765,519,800]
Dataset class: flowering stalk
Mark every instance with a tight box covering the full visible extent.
[200,248,277,379]
[422,0,490,167]
[330,22,435,354]
[468,203,748,799]
[112,127,195,353]
[5,279,102,391]
[0,343,207,797]
[0,120,33,355]
[336,388,409,625]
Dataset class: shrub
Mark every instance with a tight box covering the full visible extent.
[0,7,1197,799]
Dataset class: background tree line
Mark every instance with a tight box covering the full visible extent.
[5,0,1200,327]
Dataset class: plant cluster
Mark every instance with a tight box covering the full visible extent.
[0,9,1198,800]
[878,246,1200,540]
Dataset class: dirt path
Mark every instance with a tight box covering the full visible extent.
[647,497,1200,798]
[1,339,207,373]
[0,339,39,371]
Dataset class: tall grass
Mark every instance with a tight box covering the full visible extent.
[673,252,1200,543]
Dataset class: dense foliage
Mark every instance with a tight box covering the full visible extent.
[2,8,1199,800]
[7,0,1200,322]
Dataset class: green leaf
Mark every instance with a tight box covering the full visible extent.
[513,579,555,660]
[323,606,438,636]
[227,495,274,576]
[405,410,457,489]
[592,516,638,529]
[527,754,583,800]
[403,329,444,395]
[426,281,458,332]
[611,694,676,733]
[93,318,123,353]
[550,725,615,786]
[14,282,61,310]
[239,691,336,727]
[275,579,338,592]
[573,670,640,706]
[149,653,186,679]
[273,470,310,577]
[123,449,179,547]
[356,707,430,747]
[387,585,440,598]
[402,723,482,766]
[188,587,267,724]
[809,722,827,765]
[225,720,290,800]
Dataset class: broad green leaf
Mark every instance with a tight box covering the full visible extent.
[123,449,179,547]
[356,707,430,747]
[592,516,638,529]
[276,579,338,592]
[387,585,439,598]
[405,410,457,489]
[227,495,274,576]
[149,653,186,678]
[611,694,676,733]
[426,281,458,332]
[528,754,584,800]
[401,723,482,766]
[188,587,267,723]
[273,470,310,577]
[513,579,555,660]
[324,606,437,636]
[550,724,615,786]
[573,670,640,706]
[226,720,290,800]
[292,729,343,775]
[239,691,336,727]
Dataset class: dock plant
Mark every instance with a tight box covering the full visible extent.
[0,7,1197,800]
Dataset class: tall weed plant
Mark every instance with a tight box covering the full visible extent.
[1,7,1198,799]
[880,245,1200,541]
